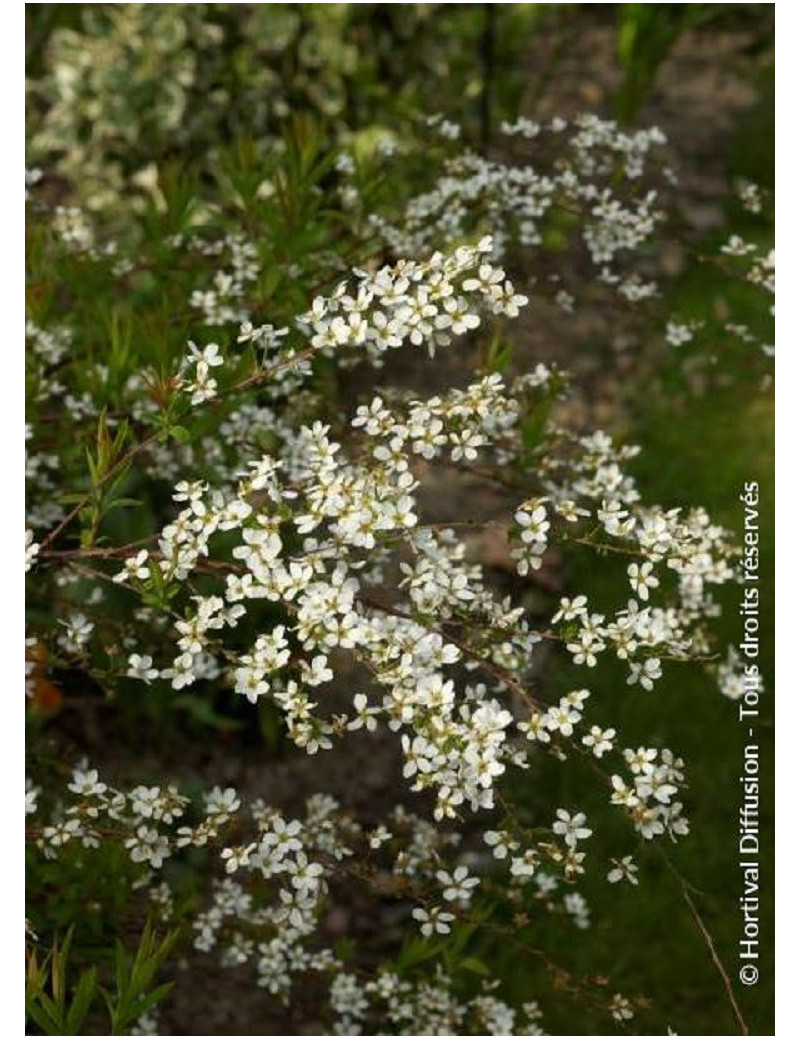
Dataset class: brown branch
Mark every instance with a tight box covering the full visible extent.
[660,851,750,1036]
[38,431,161,552]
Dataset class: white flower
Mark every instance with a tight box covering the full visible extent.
[289,852,325,894]
[552,809,592,848]
[348,693,379,732]
[607,855,639,885]
[124,825,170,868]
[43,818,81,848]
[368,825,391,849]
[552,595,588,623]
[127,653,159,684]
[564,891,590,929]
[57,613,94,654]
[665,322,694,347]
[113,550,151,584]
[627,561,659,600]
[187,340,224,367]
[26,779,40,816]
[411,906,454,937]
[625,746,658,775]
[302,655,333,687]
[627,657,662,691]
[582,725,615,758]
[25,529,40,572]
[185,359,218,404]
[205,786,241,817]
[610,993,634,1022]
[68,768,107,798]
[260,817,303,859]
[546,700,581,736]
[511,851,538,878]
[221,843,257,874]
[484,830,516,859]
[515,502,550,544]
[437,865,479,904]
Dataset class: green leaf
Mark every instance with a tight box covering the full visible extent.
[174,695,245,733]
[106,921,180,1033]
[103,496,142,513]
[169,425,192,444]
[129,981,175,1019]
[448,920,477,955]
[65,967,97,1034]
[460,956,489,976]
[25,997,62,1035]
[114,939,128,996]
[395,934,444,971]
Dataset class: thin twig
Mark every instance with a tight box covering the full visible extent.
[661,851,750,1036]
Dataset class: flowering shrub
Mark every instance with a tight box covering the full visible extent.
[26,4,541,214]
[26,10,773,1033]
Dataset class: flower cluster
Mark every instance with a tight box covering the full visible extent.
[352,114,668,307]
[297,238,527,366]
[28,762,638,1033]
[32,239,734,853]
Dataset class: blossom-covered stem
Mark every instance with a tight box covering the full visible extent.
[339,856,604,1006]
[357,592,544,711]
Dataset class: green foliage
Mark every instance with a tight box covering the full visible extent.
[104,922,179,1035]
[26,930,98,1036]
[614,3,692,121]
[613,3,772,121]
[25,921,178,1036]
